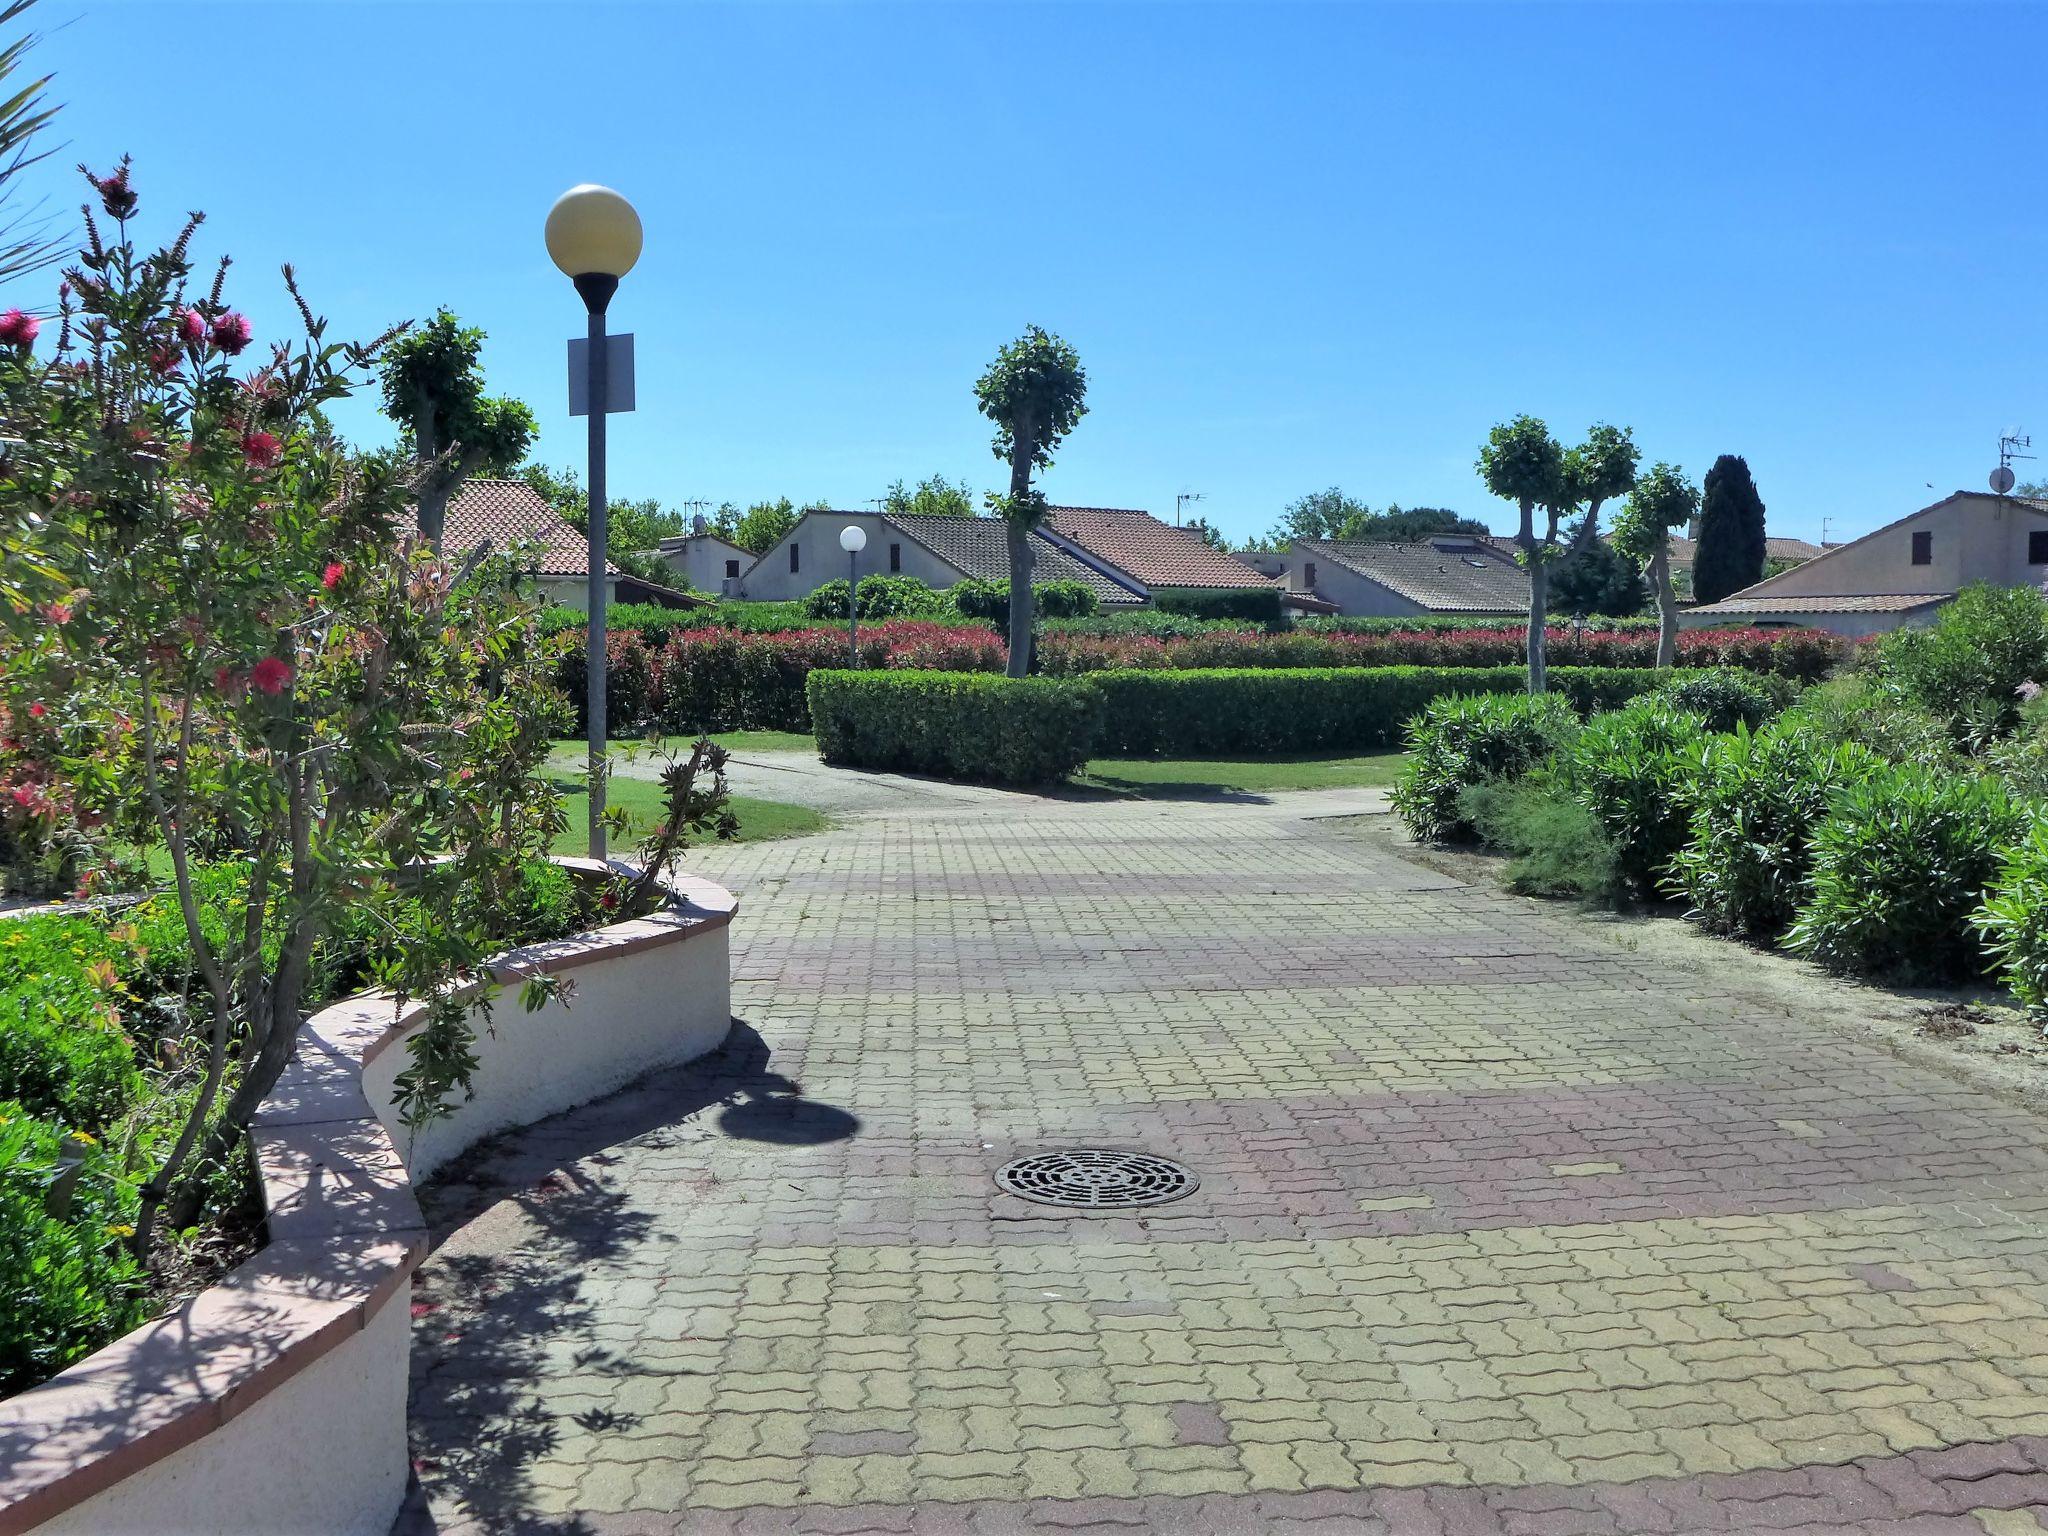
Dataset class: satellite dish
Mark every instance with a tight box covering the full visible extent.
[1992,465,2018,495]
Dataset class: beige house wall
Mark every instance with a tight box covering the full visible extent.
[737,512,965,602]
[657,535,752,592]
[538,574,620,612]
[1280,548,1422,617]
[1737,494,2048,601]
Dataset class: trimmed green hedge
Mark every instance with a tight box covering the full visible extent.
[1153,586,1285,626]
[1086,666,1691,757]
[808,671,1102,785]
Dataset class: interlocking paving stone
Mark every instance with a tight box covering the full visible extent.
[402,797,2048,1533]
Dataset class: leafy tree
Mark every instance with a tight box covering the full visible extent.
[521,462,685,584]
[1549,515,1647,619]
[1187,516,1229,551]
[1560,424,1640,552]
[1694,455,1767,604]
[730,496,801,554]
[883,474,976,517]
[0,2,62,286]
[1478,415,1567,692]
[378,307,537,547]
[2019,479,2048,499]
[1265,489,1488,546]
[974,326,1088,678]
[1610,462,1701,665]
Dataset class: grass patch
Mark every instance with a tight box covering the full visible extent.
[549,731,817,767]
[548,776,829,851]
[1076,750,1407,798]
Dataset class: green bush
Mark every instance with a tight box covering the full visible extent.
[1778,676,1955,767]
[1153,586,1285,626]
[0,1104,148,1395]
[1459,781,1624,903]
[697,600,825,633]
[807,671,1102,785]
[1042,611,1243,640]
[1976,815,2048,1015]
[1786,765,2025,982]
[1874,583,2048,747]
[1389,693,1580,842]
[538,601,714,650]
[1086,666,1678,758]
[1559,699,1709,899]
[1671,724,1882,941]
[1652,668,1782,733]
[801,575,949,621]
[949,576,1100,623]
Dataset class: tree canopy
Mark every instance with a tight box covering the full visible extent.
[520,463,686,584]
[727,497,804,555]
[1263,488,1488,547]
[1611,460,1701,666]
[882,474,977,517]
[379,308,536,545]
[1694,455,1767,605]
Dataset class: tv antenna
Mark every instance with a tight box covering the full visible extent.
[1992,431,2034,495]
[1175,491,1205,527]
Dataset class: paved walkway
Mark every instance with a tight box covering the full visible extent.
[404,792,2048,1534]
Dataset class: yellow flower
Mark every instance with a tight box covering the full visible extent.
[68,1129,97,1146]
[107,1224,135,1238]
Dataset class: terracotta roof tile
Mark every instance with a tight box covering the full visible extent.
[1044,507,1276,590]
[416,478,620,579]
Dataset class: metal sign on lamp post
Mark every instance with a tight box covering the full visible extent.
[840,524,867,666]
[545,183,642,862]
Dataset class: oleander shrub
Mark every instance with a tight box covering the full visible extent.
[1873,584,2048,748]
[1458,781,1624,903]
[808,671,1102,785]
[1976,816,2048,1016]
[1558,700,1710,899]
[1087,666,1676,758]
[801,575,950,621]
[1785,765,2026,982]
[1778,676,1956,768]
[1390,693,1580,842]
[1652,668,1782,733]
[1153,586,1285,626]
[1671,725,1883,941]
[0,1105,149,1395]
[949,576,1099,623]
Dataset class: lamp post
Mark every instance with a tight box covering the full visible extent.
[840,524,867,666]
[545,184,642,861]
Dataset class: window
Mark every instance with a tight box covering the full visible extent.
[889,542,902,573]
[790,543,801,574]
[1303,561,1318,590]
[2030,531,2048,565]
[725,558,740,579]
[1911,531,1932,566]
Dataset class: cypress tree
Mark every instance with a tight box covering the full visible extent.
[1694,455,1767,604]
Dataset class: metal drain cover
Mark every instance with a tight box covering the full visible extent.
[994,1149,1197,1209]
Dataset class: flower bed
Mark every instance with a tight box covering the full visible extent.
[0,860,737,1535]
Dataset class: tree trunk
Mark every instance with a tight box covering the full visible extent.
[1514,496,1547,694]
[415,383,446,550]
[1003,429,1037,680]
[1652,544,1678,668]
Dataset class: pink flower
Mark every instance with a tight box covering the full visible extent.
[210,311,253,355]
[241,430,281,468]
[321,561,345,591]
[248,656,293,695]
[86,161,137,220]
[179,308,207,347]
[43,601,72,624]
[147,345,180,376]
[0,308,39,348]
[26,702,44,717]
[213,666,238,693]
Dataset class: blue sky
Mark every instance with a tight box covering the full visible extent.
[23,2,2046,545]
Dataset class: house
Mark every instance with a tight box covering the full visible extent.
[1277,536,1530,618]
[1038,506,1282,599]
[733,510,1147,607]
[426,478,705,612]
[655,520,754,594]
[1681,491,2048,638]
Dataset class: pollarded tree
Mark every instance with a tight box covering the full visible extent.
[1562,423,1640,552]
[1611,461,1701,666]
[1478,415,1567,692]
[379,307,537,548]
[974,326,1087,678]
[1694,454,1767,605]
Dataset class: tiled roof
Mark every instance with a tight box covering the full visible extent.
[1660,534,1830,569]
[1687,593,1950,616]
[1044,507,1277,590]
[1306,538,1531,613]
[424,478,620,579]
[882,514,1145,605]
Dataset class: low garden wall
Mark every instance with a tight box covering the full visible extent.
[0,861,736,1536]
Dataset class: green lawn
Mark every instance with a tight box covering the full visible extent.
[549,730,817,767]
[1075,750,1407,798]
[549,776,830,851]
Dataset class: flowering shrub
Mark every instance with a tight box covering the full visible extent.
[1037,624,1843,681]
[0,165,575,1289]
[553,621,1009,734]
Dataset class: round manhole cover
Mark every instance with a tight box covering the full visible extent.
[994,1149,1197,1209]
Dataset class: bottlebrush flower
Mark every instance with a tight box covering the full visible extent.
[210,311,253,355]
[179,308,207,346]
[86,161,138,219]
[322,562,345,591]
[248,657,293,695]
[241,430,281,468]
[0,308,39,348]
[26,703,44,717]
